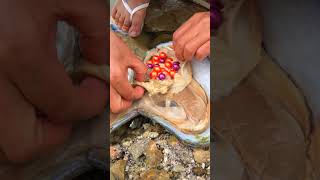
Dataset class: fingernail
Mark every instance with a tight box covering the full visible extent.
[129,31,138,37]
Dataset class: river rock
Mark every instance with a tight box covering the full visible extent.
[172,164,185,172]
[168,135,180,146]
[192,167,206,176]
[193,149,210,163]
[128,139,150,160]
[110,145,122,160]
[145,0,207,33]
[111,160,127,180]
[143,131,159,139]
[140,169,171,180]
[145,140,163,167]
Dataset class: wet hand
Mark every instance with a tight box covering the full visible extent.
[173,12,210,61]
[110,32,147,113]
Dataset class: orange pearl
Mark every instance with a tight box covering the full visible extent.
[165,61,173,69]
[169,70,176,78]
[154,66,161,72]
[150,71,158,79]
[152,55,160,61]
[159,52,167,59]
[147,60,153,64]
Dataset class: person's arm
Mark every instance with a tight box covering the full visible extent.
[110,31,147,113]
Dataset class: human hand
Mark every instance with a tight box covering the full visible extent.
[173,12,210,61]
[110,32,147,113]
[0,0,107,162]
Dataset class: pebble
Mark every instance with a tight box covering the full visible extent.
[145,140,163,167]
[143,131,159,139]
[193,149,210,163]
[196,176,206,180]
[111,160,127,180]
[140,169,170,180]
[168,135,179,146]
[110,145,122,160]
[111,118,210,179]
[192,167,206,176]
[201,163,206,169]
[156,139,167,146]
[122,140,133,147]
[128,139,150,160]
[129,119,142,129]
[172,164,185,172]
[149,124,165,134]
[143,123,151,130]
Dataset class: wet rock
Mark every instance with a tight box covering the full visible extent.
[168,135,179,146]
[122,138,133,148]
[128,139,150,160]
[201,163,206,169]
[149,123,165,134]
[196,176,206,180]
[145,0,207,33]
[140,169,170,180]
[111,160,127,180]
[192,167,206,176]
[129,119,143,129]
[110,172,115,180]
[143,123,151,130]
[150,33,172,48]
[110,145,122,160]
[143,131,159,139]
[122,140,133,148]
[117,33,149,59]
[193,149,210,163]
[172,164,185,172]
[145,140,163,167]
[156,139,168,147]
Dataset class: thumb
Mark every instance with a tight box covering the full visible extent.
[128,56,147,82]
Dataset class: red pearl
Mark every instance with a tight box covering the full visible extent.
[150,71,158,79]
[152,55,160,61]
[165,61,173,69]
[166,58,173,62]
[159,52,167,59]
[147,60,153,65]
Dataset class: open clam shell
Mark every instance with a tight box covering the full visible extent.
[110,42,210,147]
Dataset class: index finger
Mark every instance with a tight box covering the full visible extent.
[57,0,107,65]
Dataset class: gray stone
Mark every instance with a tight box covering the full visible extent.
[128,139,150,160]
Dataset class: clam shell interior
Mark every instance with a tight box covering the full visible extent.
[110,43,211,147]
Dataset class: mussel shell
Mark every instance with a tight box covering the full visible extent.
[111,41,211,147]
